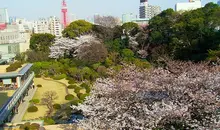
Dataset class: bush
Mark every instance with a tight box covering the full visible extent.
[67,84,78,89]
[53,74,67,80]
[53,104,61,110]
[74,87,82,94]
[43,118,55,125]
[78,93,89,101]
[29,99,40,104]
[27,106,38,112]
[80,83,91,93]
[68,79,76,84]
[6,62,22,72]
[71,99,83,106]
[65,94,75,100]
[37,84,42,87]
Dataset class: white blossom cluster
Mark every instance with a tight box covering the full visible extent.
[76,62,220,129]
[49,35,96,59]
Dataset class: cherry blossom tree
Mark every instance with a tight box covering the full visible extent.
[74,61,220,129]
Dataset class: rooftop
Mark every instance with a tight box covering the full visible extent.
[0,64,32,78]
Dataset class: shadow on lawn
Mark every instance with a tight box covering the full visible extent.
[0,92,10,108]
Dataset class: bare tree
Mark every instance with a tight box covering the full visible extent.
[94,15,120,28]
[41,91,58,117]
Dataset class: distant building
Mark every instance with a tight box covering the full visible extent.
[0,25,30,60]
[33,17,62,37]
[48,16,62,37]
[0,8,9,30]
[33,18,50,34]
[175,0,202,12]
[139,0,161,19]
[218,0,220,6]
[0,8,9,24]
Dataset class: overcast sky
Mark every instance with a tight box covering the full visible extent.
[0,0,217,20]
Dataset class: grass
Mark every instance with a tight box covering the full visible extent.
[23,78,69,121]
[0,90,15,107]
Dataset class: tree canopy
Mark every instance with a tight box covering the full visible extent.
[30,33,55,52]
[62,20,93,39]
[149,3,220,61]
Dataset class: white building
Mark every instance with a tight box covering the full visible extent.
[33,18,50,34]
[33,17,62,37]
[175,0,202,12]
[139,0,161,19]
[48,16,62,37]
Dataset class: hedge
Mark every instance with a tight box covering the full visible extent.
[29,99,40,104]
[77,93,89,101]
[65,94,75,100]
[6,62,22,72]
[68,79,76,84]
[27,106,38,112]
[67,84,78,89]
[74,87,82,93]
[80,83,89,88]
[53,104,61,110]
[37,84,42,87]
[53,74,67,80]
[43,118,55,125]
[71,99,83,106]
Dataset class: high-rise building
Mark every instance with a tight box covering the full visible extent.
[33,18,50,34]
[139,0,161,19]
[175,0,202,12]
[0,8,9,24]
[218,0,220,6]
[49,16,62,37]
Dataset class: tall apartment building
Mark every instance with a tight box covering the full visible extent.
[175,0,202,12]
[33,18,50,34]
[139,0,161,19]
[33,17,62,37]
[48,16,62,37]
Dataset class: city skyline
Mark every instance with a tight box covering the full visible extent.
[1,0,217,20]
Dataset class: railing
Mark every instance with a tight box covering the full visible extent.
[0,72,34,124]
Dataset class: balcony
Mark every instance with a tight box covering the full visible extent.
[0,72,34,124]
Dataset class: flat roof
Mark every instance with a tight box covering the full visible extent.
[0,64,32,78]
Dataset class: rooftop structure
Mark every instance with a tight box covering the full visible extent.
[175,0,202,12]
[0,64,35,124]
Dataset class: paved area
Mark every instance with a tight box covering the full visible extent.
[11,87,37,123]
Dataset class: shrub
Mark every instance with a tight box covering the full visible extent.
[43,118,55,125]
[53,104,61,110]
[29,99,40,104]
[53,74,67,80]
[67,84,78,89]
[80,83,91,93]
[80,83,89,89]
[68,79,76,84]
[74,87,82,94]
[6,62,22,72]
[71,98,83,106]
[27,106,38,112]
[65,94,75,100]
[78,93,89,101]
[37,84,42,87]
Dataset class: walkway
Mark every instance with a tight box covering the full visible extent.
[11,87,37,123]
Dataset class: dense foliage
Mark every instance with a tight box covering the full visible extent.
[149,3,220,61]
[30,33,55,52]
[62,20,93,39]
[27,106,38,112]
[6,62,22,72]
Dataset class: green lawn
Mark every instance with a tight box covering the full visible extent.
[23,78,69,120]
[0,90,15,107]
